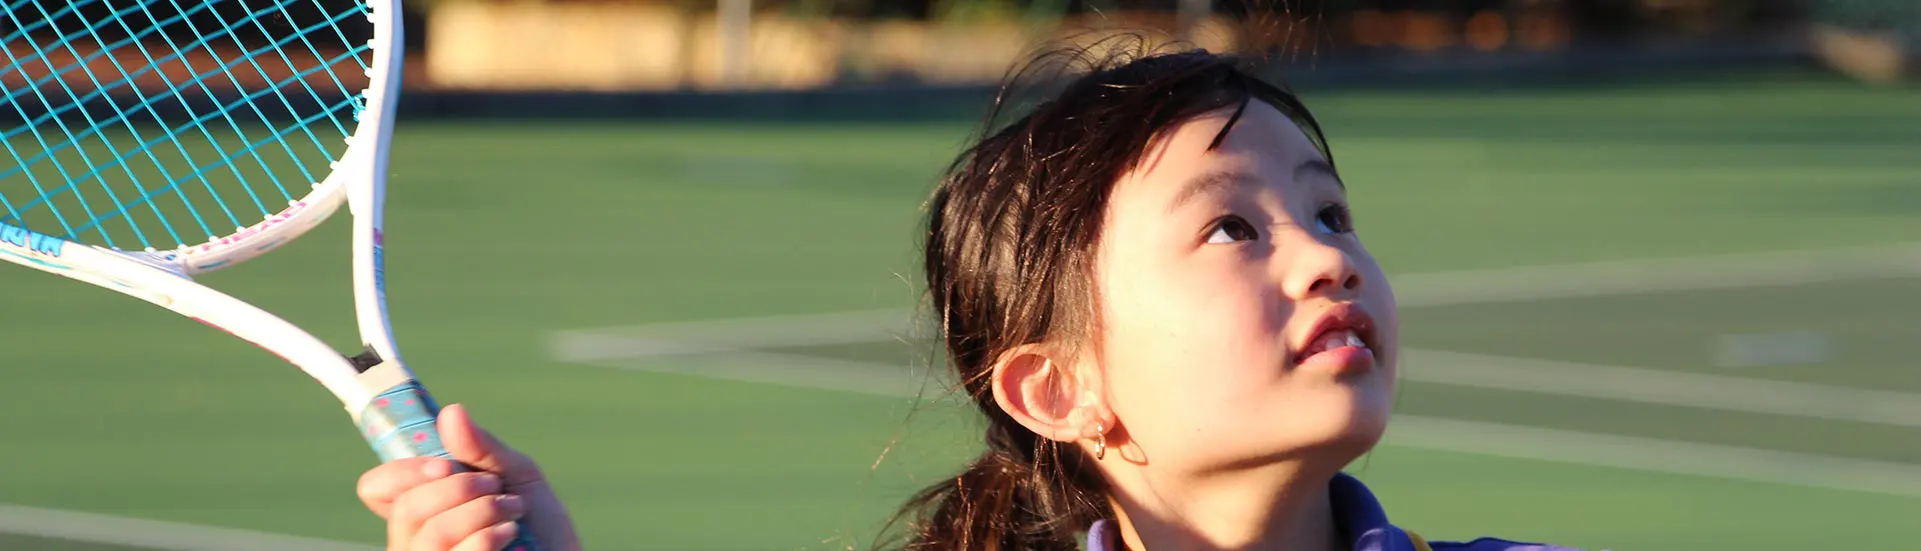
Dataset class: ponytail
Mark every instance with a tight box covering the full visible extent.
[890,419,1108,551]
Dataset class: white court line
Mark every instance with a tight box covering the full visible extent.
[1401,349,1921,428]
[554,239,1921,349]
[551,308,923,363]
[552,239,1921,363]
[557,328,1921,430]
[565,349,946,399]
[552,240,1921,425]
[0,504,377,551]
[1389,240,1921,307]
[546,242,1921,499]
[1383,416,1921,498]
[553,342,1921,499]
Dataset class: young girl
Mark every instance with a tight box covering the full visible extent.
[353,43,1582,551]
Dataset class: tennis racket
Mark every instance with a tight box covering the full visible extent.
[1,2,539,549]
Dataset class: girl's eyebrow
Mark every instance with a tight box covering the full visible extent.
[1296,158,1342,190]
[1166,170,1259,214]
[1166,159,1343,214]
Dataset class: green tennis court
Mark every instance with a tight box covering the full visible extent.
[3,71,1919,550]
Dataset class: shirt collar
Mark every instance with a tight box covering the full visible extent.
[1085,472,1414,551]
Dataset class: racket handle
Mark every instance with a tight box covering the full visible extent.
[357,382,544,551]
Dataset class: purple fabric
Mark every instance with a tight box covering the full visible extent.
[1083,473,1584,551]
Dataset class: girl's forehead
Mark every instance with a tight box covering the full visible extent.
[1118,102,1326,202]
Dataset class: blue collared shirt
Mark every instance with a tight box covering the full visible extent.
[1084,473,1583,551]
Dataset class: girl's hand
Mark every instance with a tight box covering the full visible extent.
[355,404,582,551]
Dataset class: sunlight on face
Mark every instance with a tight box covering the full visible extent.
[1091,100,1400,475]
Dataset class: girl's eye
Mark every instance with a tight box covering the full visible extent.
[1206,215,1260,244]
[1314,203,1354,234]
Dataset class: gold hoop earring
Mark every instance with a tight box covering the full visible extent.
[1092,423,1107,461]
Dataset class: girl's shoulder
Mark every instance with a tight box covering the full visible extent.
[1424,535,1593,551]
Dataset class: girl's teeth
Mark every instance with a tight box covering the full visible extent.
[1316,330,1360,353]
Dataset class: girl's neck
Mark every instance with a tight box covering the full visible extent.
[1108,462,1345,551]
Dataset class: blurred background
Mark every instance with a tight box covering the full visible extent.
[4,0,1921,550]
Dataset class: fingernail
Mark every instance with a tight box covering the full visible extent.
[420,459,452,478]
[490,521,518,541]
[496,494,524,515]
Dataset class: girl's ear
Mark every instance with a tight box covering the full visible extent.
[989,343,1115,445]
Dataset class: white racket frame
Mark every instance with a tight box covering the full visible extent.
[0,0,411,419]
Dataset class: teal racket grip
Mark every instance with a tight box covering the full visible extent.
[357,382,544,551]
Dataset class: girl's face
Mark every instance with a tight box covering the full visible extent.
[1089,100,1398,474]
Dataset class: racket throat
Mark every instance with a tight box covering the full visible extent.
[348,345,387,373]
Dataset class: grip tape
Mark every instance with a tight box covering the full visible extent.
[357,382,543,551]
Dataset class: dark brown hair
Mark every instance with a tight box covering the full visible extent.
[886,36,1335,551]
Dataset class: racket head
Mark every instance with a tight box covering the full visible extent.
[0,0,402,276]
[0,0,409,403]
[5,8,541,547]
